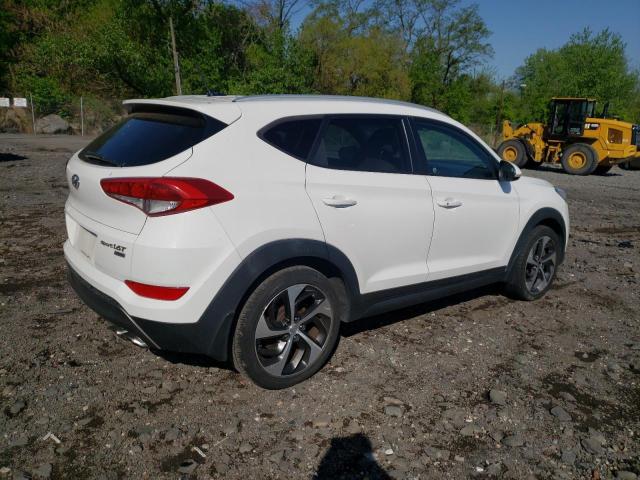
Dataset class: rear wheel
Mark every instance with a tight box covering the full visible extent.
[505,225,561,301]
[232,266,342,389]
[498,140,528,168]
[561,143,598,175]
[593,165,612,175]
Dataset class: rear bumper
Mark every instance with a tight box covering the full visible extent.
[67,264,159,348]
[67,262,224,358]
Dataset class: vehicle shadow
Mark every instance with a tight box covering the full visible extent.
[148,284,505,370]
[341,284,502,337]
[0,153,28,162]
[151,349,234,371]
[313,433,391,480]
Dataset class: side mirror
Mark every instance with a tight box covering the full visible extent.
[498,160,521,181]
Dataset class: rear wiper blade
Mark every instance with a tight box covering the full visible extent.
[81,150,120,167]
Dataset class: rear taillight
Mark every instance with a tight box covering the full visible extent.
[100,177,233,216]
[125,280,189,301]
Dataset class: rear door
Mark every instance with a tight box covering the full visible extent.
[66,105,229,235]
[305,115,434,294]
[409,118,520,280]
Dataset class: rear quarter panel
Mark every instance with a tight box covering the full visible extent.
[166,111,325,260]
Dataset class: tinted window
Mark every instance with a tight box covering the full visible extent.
[312,116,411,173]
[552,102,568,136]
[411,120,496,180]
[80,108,226,167]
[261,118,322,159]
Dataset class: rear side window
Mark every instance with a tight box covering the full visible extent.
[79,107,226,167]
[260,118,322,159]
[311,116,411,174]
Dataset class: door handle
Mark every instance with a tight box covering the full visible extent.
[322,195,357,208]
[436,197,463,209]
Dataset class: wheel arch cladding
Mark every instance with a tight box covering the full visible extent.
[507,207,567,278]
[180,239,359,361]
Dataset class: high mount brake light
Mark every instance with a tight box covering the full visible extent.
[100,177,233,216]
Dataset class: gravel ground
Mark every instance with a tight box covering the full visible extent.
[1,133,639,480]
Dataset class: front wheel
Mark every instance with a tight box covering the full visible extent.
[561,143,598,175]
[505,225,561,301]
[232,266,342,389]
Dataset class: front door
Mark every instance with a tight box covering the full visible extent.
[409,118,520,281]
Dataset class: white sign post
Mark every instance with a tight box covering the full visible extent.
[13,97,28,108]
[0,98,9,108]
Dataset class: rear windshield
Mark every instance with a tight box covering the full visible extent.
[79,106,227,167]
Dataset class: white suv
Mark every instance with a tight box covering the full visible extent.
[65,95,569,388]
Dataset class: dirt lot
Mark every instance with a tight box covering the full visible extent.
[1,133,639,480]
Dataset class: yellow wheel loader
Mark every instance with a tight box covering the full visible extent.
[498,98,640,175]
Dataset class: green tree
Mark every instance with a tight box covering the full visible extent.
[0,3,16,92]
[407,0,493,114]
[299,1,410,99]
[229,0,315,94]
[515,28,640,123]
[231,28,315,94]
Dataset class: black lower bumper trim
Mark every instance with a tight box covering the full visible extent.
[66,263,213,355]
[67,265,146,337]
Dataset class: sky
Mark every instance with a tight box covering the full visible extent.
[469,0,640,79]
[290,0,640,80]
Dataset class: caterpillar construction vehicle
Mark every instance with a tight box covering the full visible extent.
[498,97,640,175]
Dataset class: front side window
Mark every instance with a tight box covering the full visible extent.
[260,118,322,159]
[411,119,496,180]
[311,116,411,174]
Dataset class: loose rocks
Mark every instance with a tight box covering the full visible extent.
[489,389,507,406]
[503,434,525,447]
[550,405,572,422]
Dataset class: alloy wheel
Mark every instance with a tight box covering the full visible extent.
[254,284,333,377]
[525,235,556,294]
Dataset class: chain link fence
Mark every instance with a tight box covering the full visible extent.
[0,94,122,137]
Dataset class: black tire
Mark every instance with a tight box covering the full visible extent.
[505,225,561,301]
[497,139,528,168]
[619,160,640,170]
[232,266,342,389]
[560,143,598,175]
[593,165,612,175]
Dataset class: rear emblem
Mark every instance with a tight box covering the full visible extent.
[71,174,80,189]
